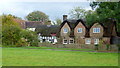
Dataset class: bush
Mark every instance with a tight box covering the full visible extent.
[94,44,99,50]
[106,44,110,50]
[16,38,28,47]
[2,25,22,46]
[20,30,39,46]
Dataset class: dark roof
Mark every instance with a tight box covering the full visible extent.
[102,18,117,37]
[13,18,26,29]
[35,25,60,36]
[60,19,86,37]
[25,21,44,28]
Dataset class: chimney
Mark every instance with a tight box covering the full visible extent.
[63,15,67,21]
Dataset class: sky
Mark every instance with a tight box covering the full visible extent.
[0,0,93,21]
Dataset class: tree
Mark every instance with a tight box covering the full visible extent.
[8,14,22,19]
[26,11,49,21]
[55,18,62,25]
[2,15,22,46]
[69,7,86,19]
[85,10,100,26]
[2,14,39,47]
[90,2,120,33]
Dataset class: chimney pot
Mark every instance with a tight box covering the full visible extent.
[63,15,67,21]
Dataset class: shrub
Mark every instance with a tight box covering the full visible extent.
[16,38,28,47]
[20,30,39,46]
[106,44,110,50]
[94,44,99,50]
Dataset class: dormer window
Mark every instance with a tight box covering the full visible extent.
[93,28,100,33]
[63,28,68,33]
[77,28,82,33]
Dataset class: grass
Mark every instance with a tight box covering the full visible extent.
[2,47,118,66]
[24,46,95,51]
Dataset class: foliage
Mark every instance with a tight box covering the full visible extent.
[20,30,39,46]
[55,18,62,25]
[2,15,22,46]
[90,2,120,32]
[2,25,22,46]
[26,11,49,21]
[8,14,22,19]
[2,14,39,47]
[69,7,86,19]
[85,10,99,26]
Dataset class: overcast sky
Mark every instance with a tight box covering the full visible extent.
[0,0,92,21]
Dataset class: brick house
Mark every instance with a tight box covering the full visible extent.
[59,15,117,45]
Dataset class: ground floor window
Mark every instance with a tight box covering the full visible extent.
[69,39,74,44]
[94,39,99,44]
[63,39,67,44]
[85,39,91,44]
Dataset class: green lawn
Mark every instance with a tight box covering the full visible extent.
[2,47,118,66]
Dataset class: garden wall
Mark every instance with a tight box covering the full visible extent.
[38,43,118,51]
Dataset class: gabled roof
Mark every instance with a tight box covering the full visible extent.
[60,19,86,30]
[25,21,44,28]
[35,25,60,36]
[13,18,26,29]
[60,19,86,37]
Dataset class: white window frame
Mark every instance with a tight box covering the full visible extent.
[63,28,68,33]
[77,28,82,33]
[85,39,91,44]
[63,39,67,44]
[93,28,100,33]
[94,39,99,44]
[69,39,74,44]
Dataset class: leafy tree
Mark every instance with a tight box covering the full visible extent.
[2,14,39,47]
[85,10,100,26]
[55,18,62,25]
[26,11,49,21]
[2,25,22,46]
[8,14,22,19]
[2,15,22,46]
[90,2,120,32]
[69,7,86,19]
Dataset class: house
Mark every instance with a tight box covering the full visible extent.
[35,25,59,43]
[25,21,44,31]
[59,15,118,45]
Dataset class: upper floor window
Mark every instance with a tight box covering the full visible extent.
[93,28,100,33]
[77,28,82,33]
[63,28,68,33]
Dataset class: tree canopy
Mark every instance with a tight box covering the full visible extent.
[90,2,120,32]
[2,14,39,47]
[26,11,49,21]
[69,7,86,19]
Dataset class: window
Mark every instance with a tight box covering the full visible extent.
[93,28,100,33]
[69,39,74,44]
[63,28,68,33]
[94,39,99,44]
[63,39,67,44]
[77,28,82,33]
[85,39,91,44]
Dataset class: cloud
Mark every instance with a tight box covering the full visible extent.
[1,0,89,2]
[0,2,92,21]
